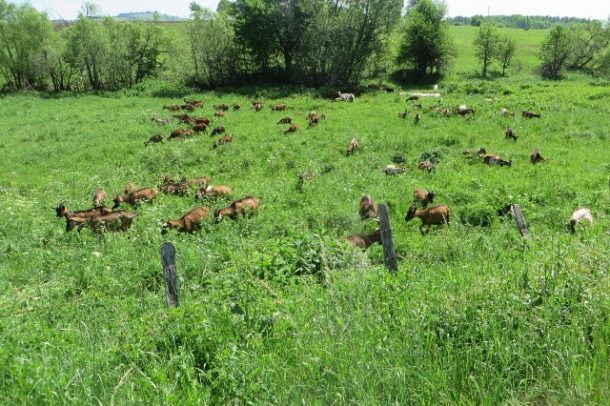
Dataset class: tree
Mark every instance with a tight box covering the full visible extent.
[473,22,500,77]
[0,1,52,89]
[540,25,572,79]
[397,0,454,77]
[496,35,515,76]
[567,22,610,71]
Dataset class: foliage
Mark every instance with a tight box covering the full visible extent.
[473,22,501,77]
[540,25,572,79]
[397,0,454,77]
[0,1,52,89]
[188,6,241,87]
[448,14,593,30]
[566,21,610,71]
[496,34,516,76]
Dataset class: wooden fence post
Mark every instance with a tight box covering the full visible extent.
[379,204,398,273]
[161,242,179,307]
[510,204,530,240]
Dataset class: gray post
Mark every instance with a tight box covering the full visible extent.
[161,242,179,307]
[379,204,398,273]
[510,204,530,239]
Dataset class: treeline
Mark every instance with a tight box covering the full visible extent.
[1,0,609,92]
[448,15,594,30]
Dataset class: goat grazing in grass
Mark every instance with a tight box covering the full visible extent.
[277,117,292,125]
[530,149,545,164]
[169,128,194,140]
[195,185,232,200]
[337,91,355,102]
[55,201,112,221]
[150,117,170,126]
[66,210,137,234]
[184,98,204,108]
[359,195,378,220]
[211,126,225,136]
[272,103,287,111]
[215,196,261,221]
[500,108,515,117]
[457,105,475,116]
[215,110,225,118]
[113,188,159,209]
[193,123,208,134]
[405,204,450,235]
[413,188,435,208]
[254,103,264,112]
[284,124,300,134]
[568,207,593,233]
[92,187,106,208]
[346,138,359,156]
[213,134,233,149]
[522,110,541,119]
[505,127,518,141]
[347,229,381,250]
[418,160,435,172]
[383,164,405,175]
[160,179,189,196]
[161,206,210,234]
[214,103,230,111]
[145,134,164,146]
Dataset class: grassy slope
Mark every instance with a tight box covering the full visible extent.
[0,27,609,404]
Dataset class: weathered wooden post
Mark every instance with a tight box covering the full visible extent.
[510,204,530,240]
[161,242,179,307]
[379,204,398,273]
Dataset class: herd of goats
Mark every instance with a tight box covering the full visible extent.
[53,92,595,249]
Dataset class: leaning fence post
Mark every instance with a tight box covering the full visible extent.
[161,242,179,307]
[510,204,530,240]
[379,204,398,273]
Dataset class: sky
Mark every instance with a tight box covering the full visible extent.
[9,0,610,21]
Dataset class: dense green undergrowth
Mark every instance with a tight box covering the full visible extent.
[0,75,608,403]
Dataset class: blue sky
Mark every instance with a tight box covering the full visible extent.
[9,0,610,20]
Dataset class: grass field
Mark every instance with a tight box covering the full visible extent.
[1,26,609,404]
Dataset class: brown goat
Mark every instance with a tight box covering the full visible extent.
[145,134,164,146]
[505,127,518,141]
[211,126,225,136]
[161,180,189,196]
[522,110,541,119]
[214,103,230,111]
[277,117,292,124]
[193,123,208,133]
[92,187,106,208]
[418,160,435,172]
[284,124,300,134]
[483,154,512,167]
[192,117,211,126]
[66,210,137,233]
[405,204,450,235]
[346,138,359,156]
[359,195,378,220]
[232,103,241,111]
[113,188,159,209]
[215,196,261,220]
[161,206,210,234]
[163,105,182,112]
[272,103,287,111]
[530,149,545,164]
[195,185,232,200]
[184,98,204,108]
[254,103,264,112]
[179,104,195,112]
[213,134,233,149]
[55,202,112,220]
[169,128,194,140]
[307,113,326,128]
[347,229,382,250]
[215,110,225,117]
[413,188,435,208]
[173,114,192,124]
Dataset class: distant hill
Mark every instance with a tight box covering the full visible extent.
[113,11,186,22]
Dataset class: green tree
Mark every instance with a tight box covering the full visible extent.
[540,25,572,79]
[495,34,515,76]
[0,1,52,89]
[397,0,453,77]
[473,22,500,77]
[567,21,610,71]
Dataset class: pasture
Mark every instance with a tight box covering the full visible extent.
[0,74,609,403]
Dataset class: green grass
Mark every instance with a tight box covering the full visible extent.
[1,31,610,403]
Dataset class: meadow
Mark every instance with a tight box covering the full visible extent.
[0,26,609,404]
